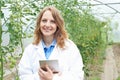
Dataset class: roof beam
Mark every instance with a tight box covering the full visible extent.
[93,0,120,14]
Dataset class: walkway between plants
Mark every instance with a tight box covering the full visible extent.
[101,45,119,80]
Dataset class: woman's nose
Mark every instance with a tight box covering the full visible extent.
[46,21,51,27]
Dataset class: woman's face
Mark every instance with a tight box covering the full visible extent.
[40,10,57,38]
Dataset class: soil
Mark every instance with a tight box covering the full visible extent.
[113,44,120,76]
[101,44,120,80]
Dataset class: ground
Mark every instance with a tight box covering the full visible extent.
[113,44,120,76]
[101,44,120,80]
[113,45,120,75]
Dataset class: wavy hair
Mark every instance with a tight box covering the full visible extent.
[33,6,68,48]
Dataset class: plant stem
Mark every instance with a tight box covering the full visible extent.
[0,10,3,80]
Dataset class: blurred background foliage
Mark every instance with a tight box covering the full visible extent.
[0,0,111,80]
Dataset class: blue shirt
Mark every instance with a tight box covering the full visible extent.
[42,39,56,59]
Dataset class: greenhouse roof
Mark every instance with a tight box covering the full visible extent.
[89,0,120,42]
[89,0,120,20]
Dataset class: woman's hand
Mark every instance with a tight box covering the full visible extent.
[38,65,53,80]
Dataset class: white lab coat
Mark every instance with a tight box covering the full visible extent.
[18,39,84,80]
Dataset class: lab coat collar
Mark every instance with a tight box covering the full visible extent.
[32,40,60,60]
[41,39,56,49]
[33,41,46,59]
[33,41,42,49]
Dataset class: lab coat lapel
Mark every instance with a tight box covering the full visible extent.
[36,41,46,59]
[49,46,60,59]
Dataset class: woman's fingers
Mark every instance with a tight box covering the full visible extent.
[38,67,53,80]
[45,65,52,73]
[39,68,44,76]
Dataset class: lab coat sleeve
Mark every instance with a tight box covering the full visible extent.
[53,44,84,80]
[18,47,40,80]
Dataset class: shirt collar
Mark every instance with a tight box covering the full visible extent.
[42,39,56,48]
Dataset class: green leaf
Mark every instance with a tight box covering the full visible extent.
[0,0,5,7]
[0,11,4,18]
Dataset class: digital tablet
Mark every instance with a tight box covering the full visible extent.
[39,60,59,73]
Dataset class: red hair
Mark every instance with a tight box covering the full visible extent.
[33,6,68,48]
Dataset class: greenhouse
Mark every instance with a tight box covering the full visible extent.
[0,0,120,80]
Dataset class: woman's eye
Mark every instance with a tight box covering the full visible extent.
[51,20,55,23]
[42,19,47,22]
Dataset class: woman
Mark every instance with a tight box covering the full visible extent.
[18,6,84,80]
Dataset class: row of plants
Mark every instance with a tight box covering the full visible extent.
[0,0,111,80]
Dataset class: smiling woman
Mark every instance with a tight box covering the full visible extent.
[33,6,68,48]
[40,10,57,43]
[18,6,84,80]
